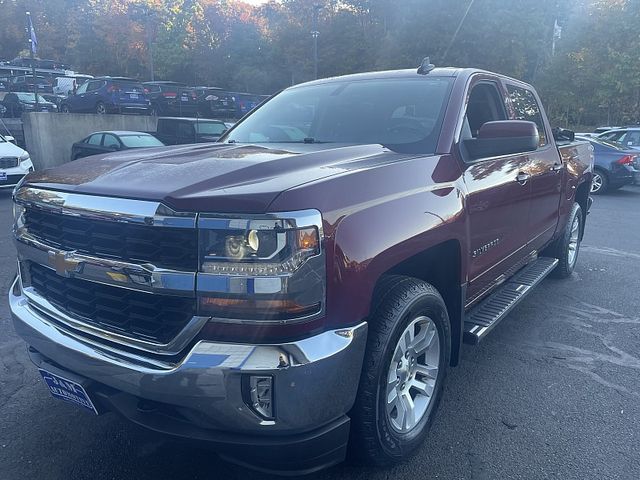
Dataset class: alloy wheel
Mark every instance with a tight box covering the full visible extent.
[385,316,440,433]
[568,215,581,267]
[591,173,603,193]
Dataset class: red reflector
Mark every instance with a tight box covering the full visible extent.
[162,92,177,98]
[616,155,635,165]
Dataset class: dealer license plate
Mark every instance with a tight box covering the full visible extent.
[0,172,7,181]
[38,369,98,415]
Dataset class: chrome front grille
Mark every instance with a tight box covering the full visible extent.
[0,157,19,168]
[29,262,196,344]
[14,187,204,354]
[24,207,198,271]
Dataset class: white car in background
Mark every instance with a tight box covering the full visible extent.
[597,127,640,150]
[0,134,33,188]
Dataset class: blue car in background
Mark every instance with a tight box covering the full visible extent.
[231,92,269,118]
[577,135,640,194]
[60,77,151,115]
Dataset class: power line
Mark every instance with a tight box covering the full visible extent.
[441,0,476,63]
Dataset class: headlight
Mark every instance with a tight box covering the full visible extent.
[197,210,325,323]
[24,104,35,110]
[18,152,30,164]
[12,201,25,232]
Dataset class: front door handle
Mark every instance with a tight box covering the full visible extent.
[516,172,531,185]
[551,162,563,171]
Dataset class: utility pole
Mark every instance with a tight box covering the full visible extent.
[552,19,562,57]
[311,4,321,80]
[129,5,155,81]
[26,11,38,108]
[147,10,155,81]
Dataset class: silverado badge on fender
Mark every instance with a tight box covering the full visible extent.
[472,238,501,258]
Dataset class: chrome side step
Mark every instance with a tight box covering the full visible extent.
[463,257,558,345]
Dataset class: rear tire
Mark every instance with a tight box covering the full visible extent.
[590,169,608,194]
[547,202,583,278]
[350,276,450,466]
[60,104,70,113]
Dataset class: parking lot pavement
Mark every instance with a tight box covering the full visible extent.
[1,187,640,480]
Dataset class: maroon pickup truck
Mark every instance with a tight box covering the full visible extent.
[10,65,593,474]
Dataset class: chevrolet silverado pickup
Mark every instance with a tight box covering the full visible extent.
[9,65,593,474]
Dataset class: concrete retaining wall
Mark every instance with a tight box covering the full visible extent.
[22,113,158,171]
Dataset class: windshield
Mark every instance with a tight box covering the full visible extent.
[0,135,5,143]
[224,77,453,153]
[196,122,227,135]
[119,134,164,148]
[16,93,47,103]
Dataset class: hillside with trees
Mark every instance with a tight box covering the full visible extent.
[1,0,639,127]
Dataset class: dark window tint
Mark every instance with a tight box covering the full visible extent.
[103,134,120,148]
[224,77,454,153]
[87,134,103,145]
[157,120,172,134]
[619,130,640,147]
[195,122,226,135]
[86,81,104,92]
[177,122,195,139]
[145,85,161,94]
[507,85,547,146]
[120,134,164,147]
[599,131,625,142]
[465,82,507,138]
[114,82,144,93]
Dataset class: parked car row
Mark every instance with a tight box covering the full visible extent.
[70,117,229,160]
[577,134,640,194]
[0,92,58,117]
[1,73,268,120]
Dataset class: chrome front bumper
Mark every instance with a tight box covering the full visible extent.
[10,276,367,435]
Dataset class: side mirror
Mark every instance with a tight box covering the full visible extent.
[464,120,539,160]
[552,127,575,142]
[5,135,16,144]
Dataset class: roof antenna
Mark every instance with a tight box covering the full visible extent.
[417,57,435,75]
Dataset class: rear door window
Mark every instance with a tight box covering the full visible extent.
[103,134,120,148]
[599,131,626,142]
[622,131,640,147]
[87,134,103,145]
[506,84,547,146]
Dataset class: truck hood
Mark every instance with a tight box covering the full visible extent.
[24,143,409,213]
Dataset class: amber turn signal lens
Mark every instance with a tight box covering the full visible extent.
[297,227,319,251]
[199,296,320,320]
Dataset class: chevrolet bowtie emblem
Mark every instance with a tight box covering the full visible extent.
[48,250,82,277]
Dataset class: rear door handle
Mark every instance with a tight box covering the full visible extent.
[551,162,563,171]
[516,172,530,185]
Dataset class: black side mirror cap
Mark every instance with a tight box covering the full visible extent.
[552,127,575,142]
[464,120,539,160]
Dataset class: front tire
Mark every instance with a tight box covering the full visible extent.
[95,102,106,114]
[547,202,583,278]
[350,276,450,466]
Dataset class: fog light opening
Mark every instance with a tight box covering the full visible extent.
[245,375,274,420]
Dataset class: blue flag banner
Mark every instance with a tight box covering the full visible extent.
[28,15,37,54]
